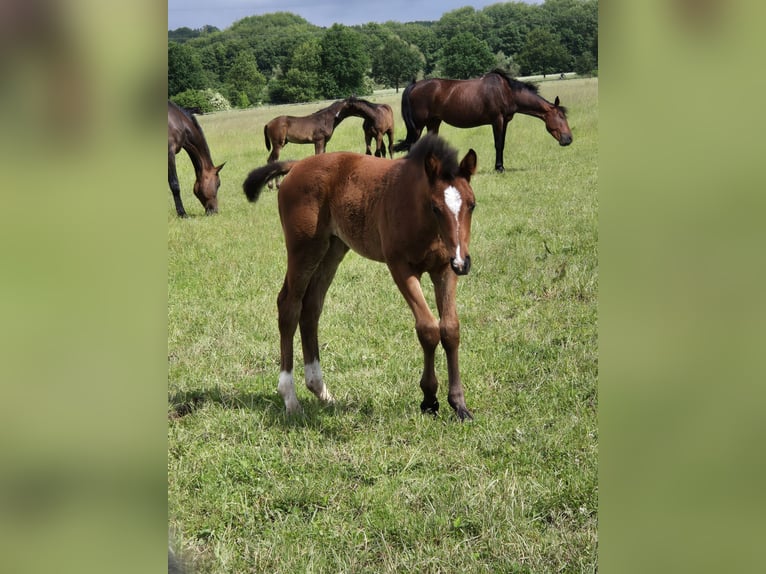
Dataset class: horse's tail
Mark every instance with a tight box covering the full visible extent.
[392,80,418,153]
[263,124,271,151]
[243,161,296,202]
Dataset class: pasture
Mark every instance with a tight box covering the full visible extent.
[168,77,598,573]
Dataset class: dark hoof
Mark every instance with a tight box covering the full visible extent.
[420,399,439,416]
[495,166,505,173]
[177,212,188,218]
[455,407,474,422]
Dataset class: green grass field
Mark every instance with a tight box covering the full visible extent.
[169,77,598,573]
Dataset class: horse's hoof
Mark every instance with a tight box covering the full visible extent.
[420,399,439,416]
[456,407,474,422]
[495,166,505,173]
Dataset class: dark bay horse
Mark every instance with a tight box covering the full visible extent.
[263,99,349,163]
[243,134,478,420]
[338,96,395,158]
[393,69,572,172]
[167,101,225,217]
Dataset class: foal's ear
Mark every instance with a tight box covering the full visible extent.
[216,162,226,173]
[424,153,442,183]
[459,149,478,182]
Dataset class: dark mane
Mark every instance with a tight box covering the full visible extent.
[488,69,567,115]
[406,134,460,179]
[347,96,378,112]
[488,68,540,94]
[169,100,207,135]
[315,99,345,116]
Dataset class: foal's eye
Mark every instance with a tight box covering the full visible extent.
[468,202,476,212]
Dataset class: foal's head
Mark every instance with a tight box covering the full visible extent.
[544,96,573,146]
[193,163,225,214]
[411,135,478,275]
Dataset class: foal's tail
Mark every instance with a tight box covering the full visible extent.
[243,161,296,202]
[263,124,271,151]
[392,80,419,153]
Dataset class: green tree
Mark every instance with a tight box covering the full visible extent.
[168,42,206,96]
[517,28,572,76]
[372,36,423,91]
[225,51,266,106]
[392,22,439,76]
[269,39,323,103]
[439,33,495,79]
[319,24,370,98]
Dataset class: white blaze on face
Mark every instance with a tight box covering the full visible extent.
[444,185,464,264]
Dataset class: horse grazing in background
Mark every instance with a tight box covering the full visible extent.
[338,96,395,158]
[393,69,572,172]
[243,134,478,421]
[167,101,225,217]
[263,99,350,163]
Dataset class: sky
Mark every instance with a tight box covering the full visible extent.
[168,0,543,31]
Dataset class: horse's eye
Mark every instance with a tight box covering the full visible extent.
[468,202,476,212]
[431,202,441,215]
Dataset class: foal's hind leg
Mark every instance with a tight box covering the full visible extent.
[299,237,349,404]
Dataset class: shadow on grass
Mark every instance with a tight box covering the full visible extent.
[168,386,378,432]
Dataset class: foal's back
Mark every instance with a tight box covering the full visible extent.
[278,152,404,262]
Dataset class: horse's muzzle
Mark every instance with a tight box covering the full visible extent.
[559,134,573,146]
[450,255,471,276]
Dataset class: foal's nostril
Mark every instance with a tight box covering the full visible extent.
[450,255,471,276]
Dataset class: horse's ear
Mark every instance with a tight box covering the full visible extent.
[216,162,226,173]
[459,150,478,182]
[424,154,441,183]
[554,96,561,107]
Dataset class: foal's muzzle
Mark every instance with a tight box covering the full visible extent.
[450,255,471,276]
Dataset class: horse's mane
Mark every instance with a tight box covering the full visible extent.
[169,100,207,135]
[488,69,567,115]
[406,134,460,180]
[488,68,540,94]
[347,96,381,112]
[314,99,346,116]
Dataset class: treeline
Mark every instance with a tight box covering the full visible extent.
[168,0,597,112]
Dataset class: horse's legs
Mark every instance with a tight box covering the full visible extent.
[299,237,349,403]
[276,240,327,414]
[267,144,281,189]
[425,119,442,135]
[168,150,187,217]
[388,263,441,414]
[492,117,509,173]
[429,268,472,421]
[375,133,384,158]
[276,276,303,414]
[315,140,326,154]
[385,130,394,158]
[365,131,374,156]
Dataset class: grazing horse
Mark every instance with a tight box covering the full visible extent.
[338,96,395,158]
[263,99,350,163]
[167,101,225,217]
[243,134,478,420]
[393,69,572,172]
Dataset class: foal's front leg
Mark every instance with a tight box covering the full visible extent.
[430,268,472,421]
[389,265,441,414]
